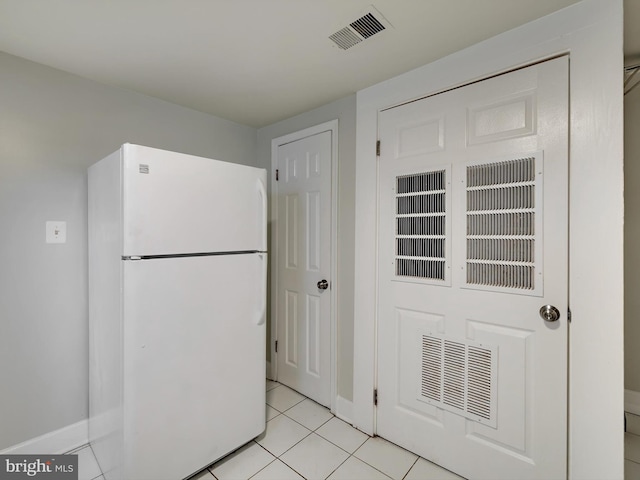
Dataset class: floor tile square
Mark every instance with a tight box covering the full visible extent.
[250,459,304,480]
[626,460,640,480]
[66,445,90,455]
[266,380,279,392]
[266,385,305,412]
[284,399,333,430]
[210,442,275,480]
[280,433,349,480]
[74,446,102,480]
[327,456,391,480]
[354,437,418,480]
[189,470,215,480]
[266,405,280,421]
[628,413,640,436]
[624,460,640,480]
[626,433,640,463]
[256,415,311,457]
[316,418,369,454]
[405,457,465,480]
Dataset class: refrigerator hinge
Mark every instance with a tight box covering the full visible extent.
[376,140,381,156]
[275,169,279,181]
[374,388,378,406]
[568,307,572,323]
[275,340,278,353]
[122,256,142,261]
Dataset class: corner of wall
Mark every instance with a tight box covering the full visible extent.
[0,421,88,455]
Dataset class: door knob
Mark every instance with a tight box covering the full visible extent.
[539,305,560,322]
[317,279,329,290]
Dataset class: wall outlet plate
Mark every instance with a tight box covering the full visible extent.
[46,221,66,244]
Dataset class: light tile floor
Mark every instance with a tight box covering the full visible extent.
[189,381,463,480]
[627,413,640,480]
[68,385,640,479]
[65,444,103,480]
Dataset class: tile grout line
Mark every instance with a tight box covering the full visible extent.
[273,456,308,480]
[251,438,310,480]
[269,387,405,479]
[261,406,398,480]
[245,457,277,480]
[209,381,458,479]
[262,388,391,480]
[88,380,456,480]
[277,402,368,460]
[401,457,420,480]
[88,443,104,480]
[321,451,351,480]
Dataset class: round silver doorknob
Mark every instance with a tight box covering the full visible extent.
[317,279,329,290]
[539,305,560,322]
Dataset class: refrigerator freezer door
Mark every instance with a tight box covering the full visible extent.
[121,253,266,480]
[122,144,267,256]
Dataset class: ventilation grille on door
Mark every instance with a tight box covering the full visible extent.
[466,156,538,291]
[420,334,497,427]
[329,10,389,50]
[395,170,446,280]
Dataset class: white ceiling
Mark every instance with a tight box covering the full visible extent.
[0,0,635,127]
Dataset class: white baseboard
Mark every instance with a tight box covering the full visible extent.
[626,389,640,416]
[334,395,354,425]
[0,420,88,455]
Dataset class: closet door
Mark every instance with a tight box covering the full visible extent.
[376,57,569,480]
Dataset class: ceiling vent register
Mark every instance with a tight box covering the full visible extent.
[329,9,391,50]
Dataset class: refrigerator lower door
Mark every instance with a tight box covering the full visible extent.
[118,253,266,480]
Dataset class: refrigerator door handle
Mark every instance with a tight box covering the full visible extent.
[257,178,267,252]
[256,253,267,326]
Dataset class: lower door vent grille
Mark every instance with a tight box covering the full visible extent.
[420,333,498,428]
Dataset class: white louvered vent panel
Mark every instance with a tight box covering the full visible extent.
[443,340,466,410]
[420,334,497,428]
[350,13,386,39]
[395,170,446,281]
[421,336,442,401]
[467,346,493,420]
[328,8,391,50]
[466,156,539,291]
[329,28,362,50]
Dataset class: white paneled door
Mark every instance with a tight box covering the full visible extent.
[276,130,332,407]
[376,57,568,479]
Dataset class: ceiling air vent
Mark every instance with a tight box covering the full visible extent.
[329,8,391,50]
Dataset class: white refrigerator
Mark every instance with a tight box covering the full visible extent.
[88,144,267,480]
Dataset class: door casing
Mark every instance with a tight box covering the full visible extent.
[270,119,339,412]
[352,3,624,478]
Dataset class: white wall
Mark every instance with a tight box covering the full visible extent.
[353,0,623,478]
[256,95,357,402]
[625,81,640,397]
[0,51,257,451]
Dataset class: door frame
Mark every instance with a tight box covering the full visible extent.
[352,2,623,478]
[270,119,339,411]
